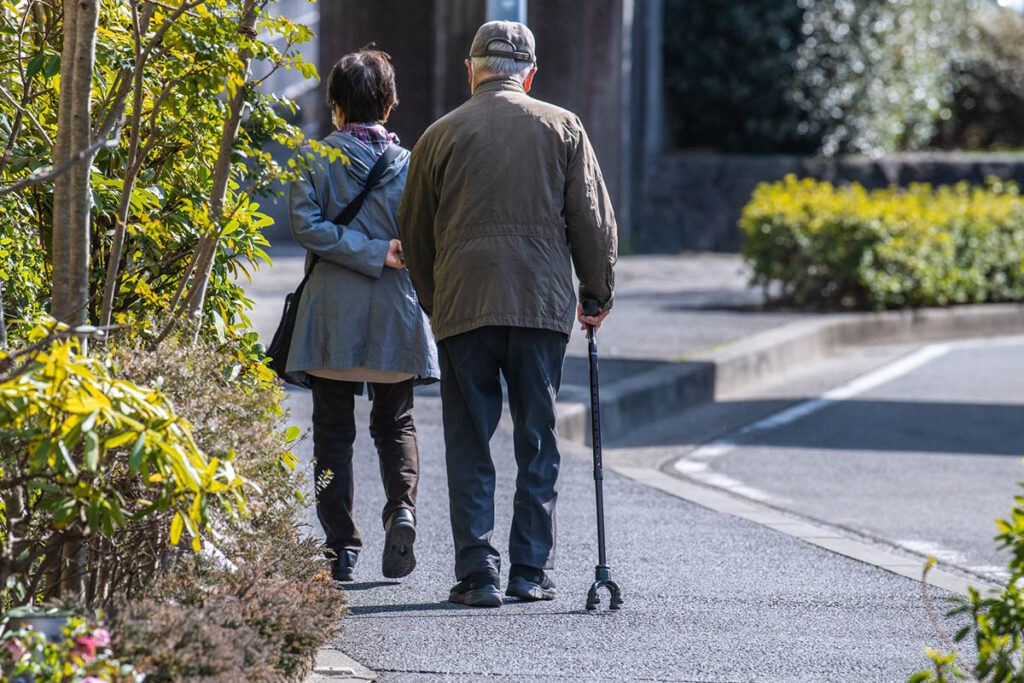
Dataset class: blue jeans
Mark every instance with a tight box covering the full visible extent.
[438,326,568,580]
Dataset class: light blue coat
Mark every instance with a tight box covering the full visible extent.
[285,132,439,385]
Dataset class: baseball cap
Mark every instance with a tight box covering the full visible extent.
[469,20,536,64]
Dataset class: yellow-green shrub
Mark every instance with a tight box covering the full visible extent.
[740,175,1024,309]
[0,321,247,605]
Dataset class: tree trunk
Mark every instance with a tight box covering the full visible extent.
[47,0,99,600]
[51,0,99,326]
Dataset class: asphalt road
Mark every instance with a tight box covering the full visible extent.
[646,336,1024,585]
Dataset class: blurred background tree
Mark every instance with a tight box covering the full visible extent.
[933,1,1024,149]
[790,0,977,157]
[663,0,1024,156]
[664,0,812,154]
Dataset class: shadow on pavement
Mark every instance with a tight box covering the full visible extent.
[621,397,1024,457]
[342,581,401,591]
[345,601,468,616]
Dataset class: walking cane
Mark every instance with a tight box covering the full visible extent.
[582,298,623,611]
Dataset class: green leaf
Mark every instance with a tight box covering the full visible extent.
[25,52,46,81]
[129,432,146,470]
[106,498,126,527]
[86,499,100,531]
[30,436,53,469]
[279,451,298,471]
[284,425,300,442]
[26,480,61,493]
[84,431,100,471]
[52,498,78,527]
[80,410,99,434]
[101,508,115,536]
[43,54,60,78]
[211,310,226,343]
[104,430,136,449]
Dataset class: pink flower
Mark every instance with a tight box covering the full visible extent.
[4,638,27,661]
[70,635,98,662]
[91,628,111,647]
[82,677,104,683]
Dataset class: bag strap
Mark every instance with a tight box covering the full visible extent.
[306,143,403,273]
[336,143,402,226]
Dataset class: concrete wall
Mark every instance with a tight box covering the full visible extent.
[640,152,1024,253]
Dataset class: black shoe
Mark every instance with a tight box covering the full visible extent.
[505,564,556,601]
[448,570,502,607]
[382,509,417,579]
[330,549,358,582]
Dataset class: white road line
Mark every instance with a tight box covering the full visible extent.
[689,440,735,460]
[739,343,952,435]
[675,342,956,507]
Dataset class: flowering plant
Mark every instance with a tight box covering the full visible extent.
[0,616,142,682]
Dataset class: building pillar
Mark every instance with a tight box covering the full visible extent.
[527,0,631,245]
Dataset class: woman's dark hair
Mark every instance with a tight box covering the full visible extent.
[326,47,398,124]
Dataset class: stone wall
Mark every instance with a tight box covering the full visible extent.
[639,152,1024,253]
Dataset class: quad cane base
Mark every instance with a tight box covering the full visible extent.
[585,565,624,611]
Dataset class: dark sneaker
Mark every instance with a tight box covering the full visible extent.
[505,564,556,601]
[448,570,502,607]
[382,509,417,579]
[331,549,358,582]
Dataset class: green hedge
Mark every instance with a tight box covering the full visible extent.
[740,175,1024,309]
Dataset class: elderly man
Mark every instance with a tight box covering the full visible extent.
[398,20,617,607]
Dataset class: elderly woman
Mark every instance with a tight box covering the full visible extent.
[287,48,438,582]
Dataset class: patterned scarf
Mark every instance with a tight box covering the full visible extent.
[339,122,400,156]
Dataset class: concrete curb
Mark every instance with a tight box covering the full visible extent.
[557,302,1024,444]
[612,466,1000,598]
[304,648,376,682]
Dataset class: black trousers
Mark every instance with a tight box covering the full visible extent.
[438,326,568,580]
[310,377,419,556]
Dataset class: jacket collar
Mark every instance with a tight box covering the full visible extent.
[472,75,526,97]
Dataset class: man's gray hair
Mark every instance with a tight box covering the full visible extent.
[471,37,535,82]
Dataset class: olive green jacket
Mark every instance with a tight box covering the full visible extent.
[397,75,617,341]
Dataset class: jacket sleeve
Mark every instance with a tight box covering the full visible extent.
[289,156,389,279]
[564,119,617,311]
[397,140,437,316]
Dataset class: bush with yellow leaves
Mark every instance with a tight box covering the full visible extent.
[740,175,1024,309]
[0,321,248,606]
